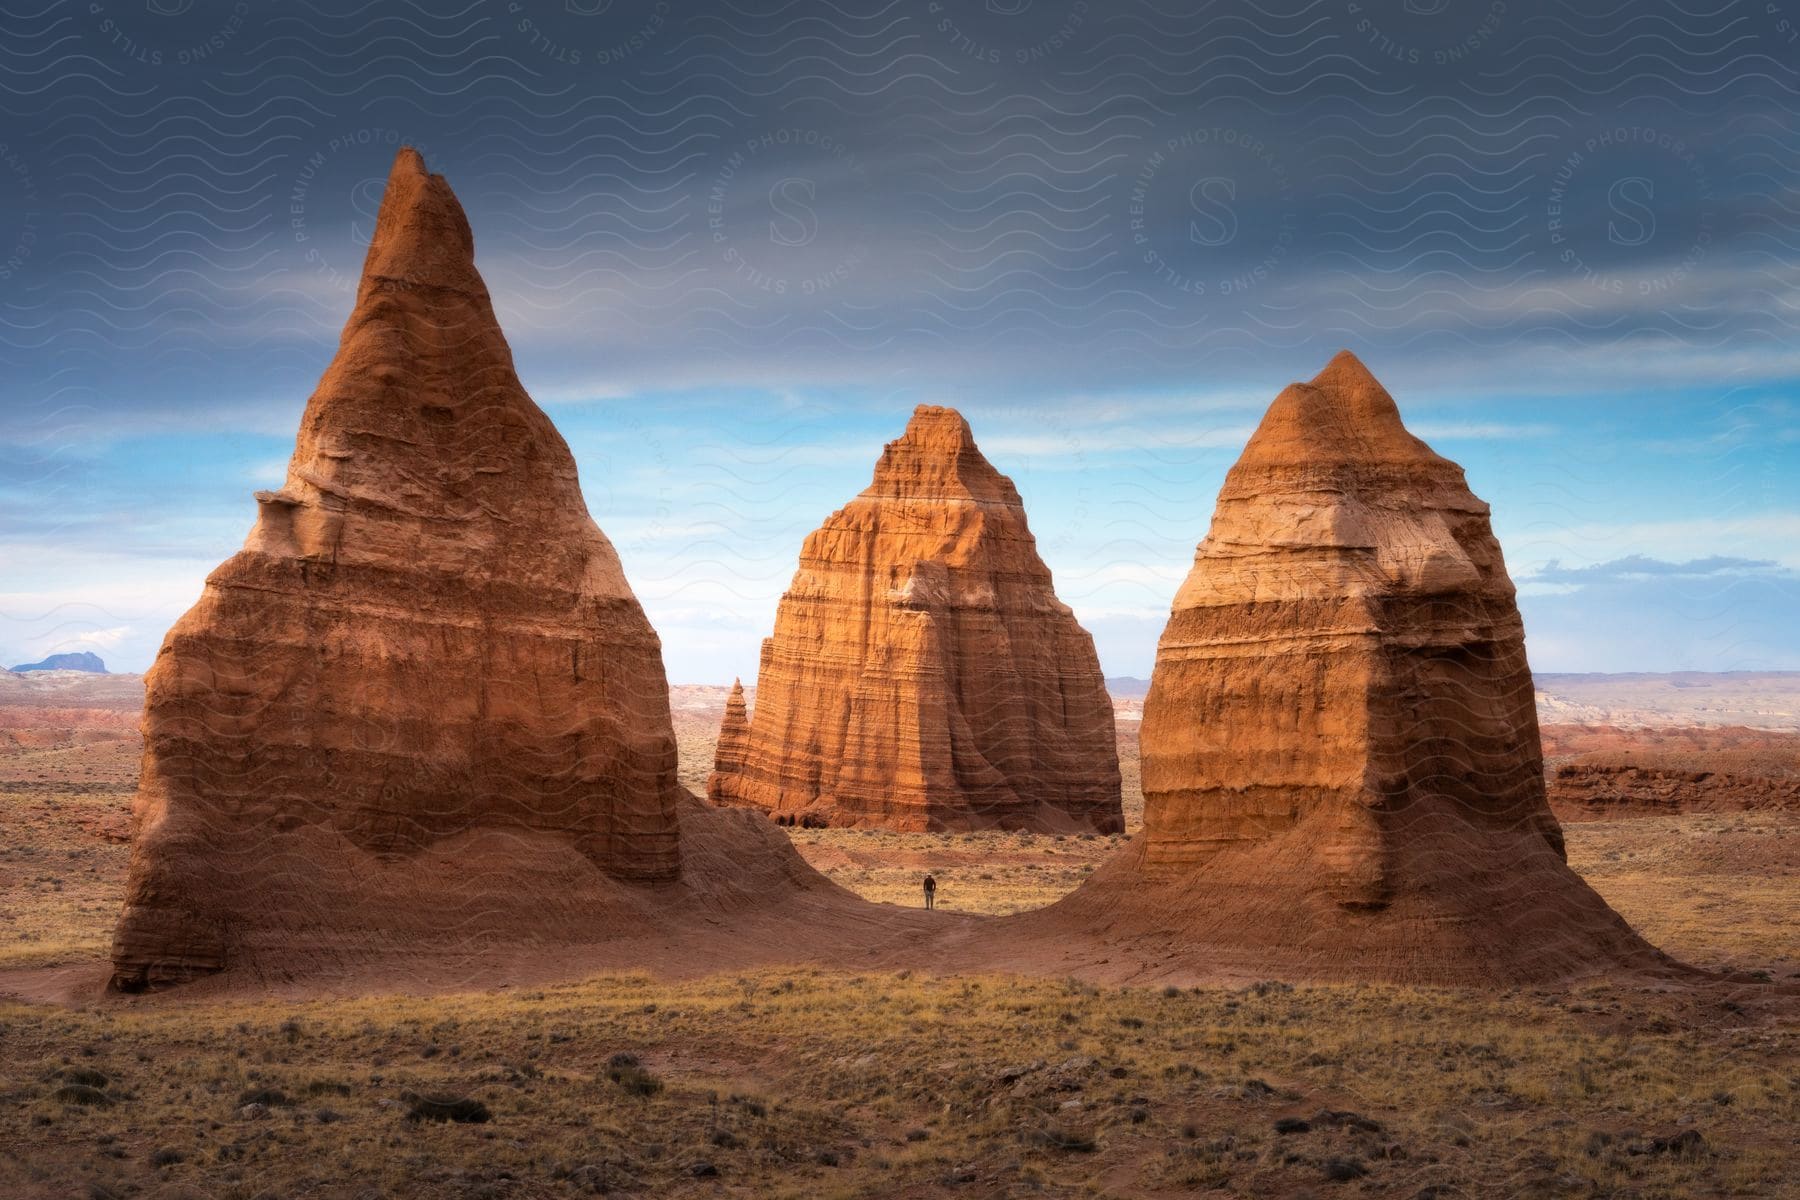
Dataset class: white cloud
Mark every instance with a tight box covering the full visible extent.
[1409,422,1555,441]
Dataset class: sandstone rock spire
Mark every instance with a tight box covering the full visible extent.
[708,405,1122,833]
[1039,351,1666,984]
[1141,348,1567,886]
[110,149,683,990]
[712,679,751,788]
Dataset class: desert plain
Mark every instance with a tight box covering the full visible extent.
[0,668,1794,1200]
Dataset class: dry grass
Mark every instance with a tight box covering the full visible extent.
[0,739,133,969]
[1565,812,1798,974]
[1,970,1793,1199]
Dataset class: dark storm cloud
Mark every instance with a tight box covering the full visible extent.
[0,0,1795,440]
[1,0,1795,677]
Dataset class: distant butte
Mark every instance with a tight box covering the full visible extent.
[10,651,107,673]
[708,405,1122,834]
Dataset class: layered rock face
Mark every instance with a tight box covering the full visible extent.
[1054,352,1663,983]
[110,149,683,990]
[1551,749,1800,818]
[1141,350,1566,889]
[708,407,1122,833]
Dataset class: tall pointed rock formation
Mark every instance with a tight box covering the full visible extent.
[1043,352,1666,984]
[110,149,684,990]
[1143,349,1571,886]
[709,406,1122,833]
[712,679,751,786]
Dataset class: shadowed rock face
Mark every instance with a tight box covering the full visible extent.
[709,406,1122,833]
[110,149,683,991]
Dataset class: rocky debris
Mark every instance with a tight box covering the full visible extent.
[994,1059,1046,1087]
[1310,1109,1384,1134]
[108,148,684,991]
[52,1083,112,1107]
[1632,1129,1709,1158]
[237,1088,292,1108]
[402,1091,491,1124]
[708,405,1122,834]
[48,1067,110,1089]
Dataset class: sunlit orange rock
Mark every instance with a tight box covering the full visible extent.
[110,149,683,990]
[709,407,1122,833]
[1041,352,1668,984]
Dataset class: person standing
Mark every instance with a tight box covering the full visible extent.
[922,873,937,911]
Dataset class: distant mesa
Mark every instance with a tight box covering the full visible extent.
[1104,676,1150,698]
[708,405,1123,834]
[11,651,108,674]
[1035,351,1673,985]
[1553,752,1800,817]
[1547,725,1800,819]
[109,149,838,991]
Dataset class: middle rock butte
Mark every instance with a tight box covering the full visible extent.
[708,406,1124,834]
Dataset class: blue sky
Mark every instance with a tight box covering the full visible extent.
[1,0,1796,680]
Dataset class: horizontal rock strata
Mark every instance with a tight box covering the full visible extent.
[110,149,683,990]
[1032,352,1671,985]
[709,406,1122,833]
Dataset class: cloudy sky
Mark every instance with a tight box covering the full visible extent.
[1,0,1796,680]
